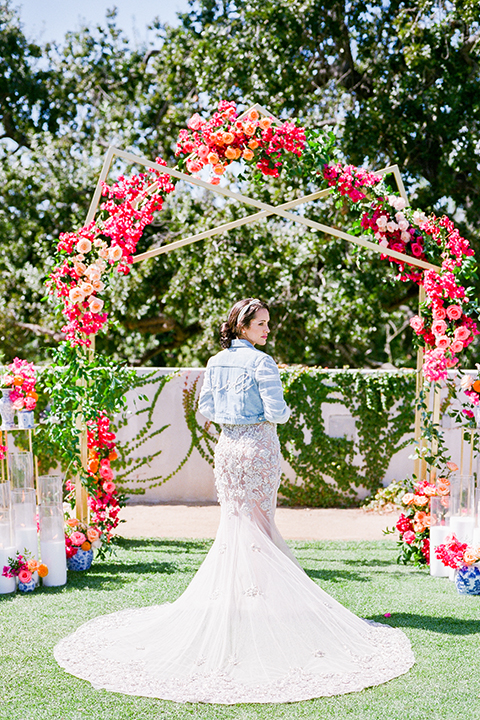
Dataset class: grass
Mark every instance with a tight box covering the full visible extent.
[1,538,479,720]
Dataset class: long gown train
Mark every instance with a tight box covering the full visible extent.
[54,423,414,704]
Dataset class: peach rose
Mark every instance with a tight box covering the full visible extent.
[99,247,110,259]
[248,109,259,121]
[88,297,104,314]
[460,375,475,390]
[66,518,78,527]
[87,527,101,542]
[259,117,272,130]
[69,286,85,304]
[76,238,92,254]
[225,146,237,160]
[12,398,25,410]
[207,151,219,165]
[446,461,458,471]
[223,132,235,145]
[109,245,123,262]
[463,549,478,565]
[248,139,259,149]
[80,281,94,296]
[73,261,87,276]
[27,559,38,572]
[243,122,256,137]
[423,484,437,497]
[413,495,429,506]
[85,265,102,282]
[243,148,254,161]
[402,493,416,505]
[213,164,225,175]
[92,280,105,293]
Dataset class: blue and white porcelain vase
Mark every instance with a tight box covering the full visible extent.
[17,410,34,429]
[18,578,36,593]
[67,548,94,571]
[0,388,16,430]
[454,563,480,595]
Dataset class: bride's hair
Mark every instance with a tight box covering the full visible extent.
[220,298,269,349]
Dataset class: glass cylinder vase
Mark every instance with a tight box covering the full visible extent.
[449,475,475,545]
[429,496,450,578]
[11,487,38,561]
[39,504,66,587]
[0,483,15,594]
[8,451,35,490]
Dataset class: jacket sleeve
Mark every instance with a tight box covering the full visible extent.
[255,355,291,424]
[198,366,216,421]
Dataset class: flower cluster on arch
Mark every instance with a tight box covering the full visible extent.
[323,163,478,382]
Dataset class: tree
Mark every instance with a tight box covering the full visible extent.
[0,0,479,368]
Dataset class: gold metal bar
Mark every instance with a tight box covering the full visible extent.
[84,146,116,226]
[133,189,332,263]
[106,147,441,272]
[460,428,464,476]
[469,430,474,475]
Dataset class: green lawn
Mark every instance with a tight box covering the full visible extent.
[1,538,479,720]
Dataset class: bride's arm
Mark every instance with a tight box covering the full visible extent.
[198,365,216,421]
[255,356,291,424]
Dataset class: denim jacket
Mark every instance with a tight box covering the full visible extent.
[198,339,290,425]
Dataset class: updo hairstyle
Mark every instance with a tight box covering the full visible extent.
[220,298,269,349]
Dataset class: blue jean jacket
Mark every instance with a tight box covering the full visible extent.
[198,339,290,425]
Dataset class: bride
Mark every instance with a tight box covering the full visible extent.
[54,297,414,704]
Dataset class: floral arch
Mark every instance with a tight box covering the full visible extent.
[46,100,478,540]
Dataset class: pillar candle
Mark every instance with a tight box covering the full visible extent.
[449,516,476,545]
[0,545,16,593]
[430,525,450,578]
[40,540,67,587]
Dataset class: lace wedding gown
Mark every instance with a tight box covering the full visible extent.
[54,422,414,704]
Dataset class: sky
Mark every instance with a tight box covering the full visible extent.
[14,0,192,46]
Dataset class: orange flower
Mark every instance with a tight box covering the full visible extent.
[248,139,259,150]
[81,541,91,551]
[213,164,225,175]
[248,109,259,121]
[243,148,254,161]
[27,559,38,572]
[259,117,272,130]
[402,493,416,506]
[234,148,242,159]
[108,451,118,462]
[37,564,48,578]
[413,495,429,506]
[27,391,38,400]
[13,375,24,386]
[225,146,237,160]
[207,151,219,165]
[243,122,256,137]
[88,458,99,474]
[87,527,100,542]
[423,484,437,497]
[66,518,78,528]
[463,549,478,565]
[89,449,99,459]
[473,380,480,393]
[223,132,235,145]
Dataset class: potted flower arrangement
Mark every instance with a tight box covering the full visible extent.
[434,534,480,595]
[65,518,102,571]
[2,552,48,592]
[1,357,38,429]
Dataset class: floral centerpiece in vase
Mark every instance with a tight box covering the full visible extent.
[1,358,38,429]
[2,551,48,592]
[435,534,480,595]
[65,518,102,571]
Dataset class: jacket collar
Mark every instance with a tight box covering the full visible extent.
[230,339,255,349]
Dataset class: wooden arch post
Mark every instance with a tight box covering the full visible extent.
[76,104,440,516]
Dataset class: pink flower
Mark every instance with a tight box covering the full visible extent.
[446,461,458,472]
[454,326,470,342]
[70,531,86,546]
[187,113,204,131]
[409,316,424,334]
[446,304,462,320]
[186,158,203,173]
[460,375,475,389]
[18,569,32,584]
[432,306,446,321]
[12,398,25,410]
[24,396,36,410]
[411,243,424,257]
[99,465,114,481]
[209,176,220,185]
[450,340,464,354]
[431,319,447,336]
[435,335,450,349]
[103,481,116,494]
[403,531,416,544]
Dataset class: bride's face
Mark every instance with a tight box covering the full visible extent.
[241,308,270,346]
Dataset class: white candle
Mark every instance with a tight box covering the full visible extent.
[15,526,39,561]
[0,545,16,594]
[449,516,476,544]
[430,526,450,578]
[40,540,67,587]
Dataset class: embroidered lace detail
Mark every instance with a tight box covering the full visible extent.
[214,423,280,518]
[218,544,227,554]
[210,589,220,600]
[251,543,261,552]
[312,650,325,657]
[243,585,263,597]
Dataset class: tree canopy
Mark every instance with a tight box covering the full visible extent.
[0,0,479,368]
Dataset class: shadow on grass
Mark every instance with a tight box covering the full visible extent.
[115,537,213,553]
[367,612,480,635]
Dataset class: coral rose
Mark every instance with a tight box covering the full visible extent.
[100,464,114,481]
[209,176,220,185]
[450,340,464,354]
[225,146,237,160]
[243,149,254,161]
[186,158,203,173]
[87,528,101,542]
[37,564,48,578]
[435,335,450,349]
[197,144,209,160]
[454,326,470,342]
[248,109,259,121]
[66,518,78,527]
[463,549,478,565]
[409,315,424,334]
[187,113,204,131]
[213,164,225,175]
[223,132,235,145]
[27,559,38,572]
[76,238,92,254]
[243,122,256,136]
[446,304,462,320]
[248,139,259,150]
[446,461,458,471]
[432,306,446,321]
[432,319,447,336]
[103,481,116,494]
[207,152,219,165]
